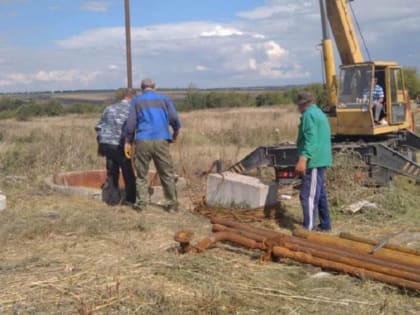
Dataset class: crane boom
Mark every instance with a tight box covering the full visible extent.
[326,0,364,65]
[319,0,337,106]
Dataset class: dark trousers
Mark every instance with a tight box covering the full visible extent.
[300,167,331,230]
[99,143,136,204]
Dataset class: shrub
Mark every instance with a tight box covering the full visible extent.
[0,97,24,111]
[183,89,256,110]
[15,99,64,121]
[0,110,17,120]
[184,90,207,110]
[63,103,104,114]
[305,83,328,108]
[16,105,33,121]
[256,92,292,106]
[42,99,63,116]
[403,67,420,99]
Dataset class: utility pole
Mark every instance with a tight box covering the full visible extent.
[124,0,133,89]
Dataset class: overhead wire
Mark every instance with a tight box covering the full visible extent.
[349,1,372,61]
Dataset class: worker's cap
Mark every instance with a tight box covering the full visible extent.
[141,78,156,90]
[296,91,314,106]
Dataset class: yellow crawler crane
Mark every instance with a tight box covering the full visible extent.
[227,0,420,186]
[322,0,416,136]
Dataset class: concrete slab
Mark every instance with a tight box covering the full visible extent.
[206,172,278,209]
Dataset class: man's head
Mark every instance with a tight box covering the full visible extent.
[122,88,136,101]
[141,78,156,91]
[296,91,314,113]
[117,88,136,101]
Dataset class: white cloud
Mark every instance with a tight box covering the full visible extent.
[108,64,119,71]
[242,44,254,53]
[200,26,243,37]
[248,59,257,70]
[54,21,308,84]
[196,65,210,72]
[238,2,301,20]
[56,23,262,49]
[1,0,420,92]
[265,41,287,58]
[349,1,420,44]
[80,1,109,13]
[253,34,266,39]
[232,41,307,79]
[0,70,101,88]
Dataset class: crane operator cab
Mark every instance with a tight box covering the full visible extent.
[329,62,415,137]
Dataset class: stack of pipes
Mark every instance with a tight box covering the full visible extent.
[177,217,420,291]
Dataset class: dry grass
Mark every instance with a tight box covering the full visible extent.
[0,107,419,314]
[53,92,115,102]
[174,106,299,199]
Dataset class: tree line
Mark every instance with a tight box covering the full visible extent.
[0,97,105,121]
[0,66,419,120]
[179,83,328,111]
[180,67,420,111]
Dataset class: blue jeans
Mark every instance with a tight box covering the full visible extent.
[300,167,331,230]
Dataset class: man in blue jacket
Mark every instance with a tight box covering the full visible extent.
[125,79,181,213]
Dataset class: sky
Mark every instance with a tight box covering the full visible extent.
[1,0,420,92]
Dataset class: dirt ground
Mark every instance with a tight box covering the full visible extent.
[0,108,419,314]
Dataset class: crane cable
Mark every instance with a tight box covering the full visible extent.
[349,1,372,61]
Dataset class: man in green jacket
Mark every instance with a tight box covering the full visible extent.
[295,92,332,231]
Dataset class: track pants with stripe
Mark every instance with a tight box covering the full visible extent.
[300,167,331,230]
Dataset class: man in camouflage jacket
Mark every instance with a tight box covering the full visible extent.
[95,89,136,205]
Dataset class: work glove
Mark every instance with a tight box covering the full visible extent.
[124,143,133,159]
[295,156,307,177]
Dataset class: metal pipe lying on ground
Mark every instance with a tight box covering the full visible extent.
[195,232,265,252]
[213,223,420,279]
[339,232,420,257]
[210,217,279,239]
[213,223,420,275]
[282,235,420,276]
[280,239,420,283]
[175,219,420,291]
[293,228,420,269]
[271,246,420,291]
[212,224,268,243]
[212,223,420,277]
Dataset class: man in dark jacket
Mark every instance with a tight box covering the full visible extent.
[125,79,181,213]
[96,89,136,205]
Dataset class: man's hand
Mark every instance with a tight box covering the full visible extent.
[171,130,179,143]
[295,156,307,177]
[124,143,133,159]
